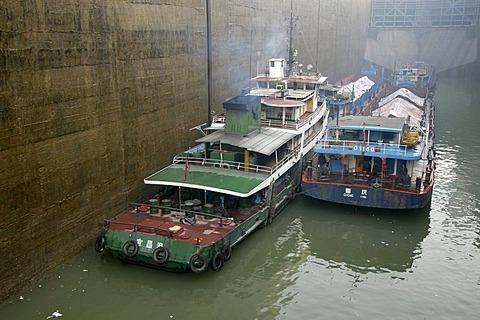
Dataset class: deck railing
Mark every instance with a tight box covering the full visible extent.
[173,147,300,176]
[174,154,272,175]
[315,139,423,157]
[104,219,177,237]
[211,101,327,131]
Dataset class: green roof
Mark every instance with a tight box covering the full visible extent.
[144,164,268,197]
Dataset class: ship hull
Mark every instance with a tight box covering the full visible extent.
[301,180,433,209]
[100,204,270,273]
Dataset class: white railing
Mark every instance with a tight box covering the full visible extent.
[211,101,327,131]
[212,114,226,124]
[316,139,414,156]
[173,155,272,175]
[304,126,325,148]
[173,148,300,176]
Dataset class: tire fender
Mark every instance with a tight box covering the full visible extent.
[221,244,232,262]
[122,240,139,258]
[153,247,169,264]
[189,253,208,273]
[95,234,106,253]
[210,252,224,271]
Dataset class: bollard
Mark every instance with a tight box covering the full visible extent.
[161,199,171,215]
[149,199,159,214]
[185,201,194,218]
[204,203,214,220]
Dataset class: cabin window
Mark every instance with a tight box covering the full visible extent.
[381,132,394,141]
[264,107,281,119]
[370,131,383,141]
[343,130,356,141]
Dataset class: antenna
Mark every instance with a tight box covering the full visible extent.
[190,123,207,136]
[288,0,298,77]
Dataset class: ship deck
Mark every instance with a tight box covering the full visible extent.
[106,203,263,246]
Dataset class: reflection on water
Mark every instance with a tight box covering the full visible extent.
[213,210,313,319]
[268,198,433,319]
[429,77,480,260]
[433,76,480,211]
[475,226,480,250]
[291,197,430,274]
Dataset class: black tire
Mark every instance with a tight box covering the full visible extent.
[210,252,224,272]
[122,240,139,258]
[153,247,169,264]
[221,244,232,262]
[95,234,106,253]
[189,253,208,273]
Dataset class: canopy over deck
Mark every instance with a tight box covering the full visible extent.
[196,127,296,156]
[262,97,305,107]
[327,115,405,132]
[144,164,267,197]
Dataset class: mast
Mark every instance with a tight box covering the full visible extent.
[288,0,294,77]
[206,0,212,122]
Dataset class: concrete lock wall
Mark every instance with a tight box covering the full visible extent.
[0,0,371,301]
[365,28,479,73]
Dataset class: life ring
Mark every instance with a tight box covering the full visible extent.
[189,253,208,273]
[221,244,232,261]
[94,234,106,253]
[210,251,224,271]
[122,240,139,258]
[152,247,169,264]
[221,163,230,169]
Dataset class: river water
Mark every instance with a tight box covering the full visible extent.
[1,76,479,319]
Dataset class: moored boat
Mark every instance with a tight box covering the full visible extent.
[301,73,435,209]
[95,57,330,273]
[319,66,385,118]
[392,61,436,89]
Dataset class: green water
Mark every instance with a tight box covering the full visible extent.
[1,76,479,319]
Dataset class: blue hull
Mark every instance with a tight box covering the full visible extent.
[302,181,433,209]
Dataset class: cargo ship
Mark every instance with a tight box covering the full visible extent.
[301,64,435,209]
[392,61,436,89]
[318,65,385,117]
